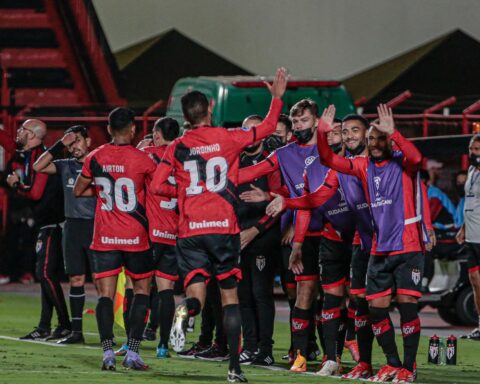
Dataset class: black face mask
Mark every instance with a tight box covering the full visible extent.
[456,185,466,198]
[245,142,262,154]
[329,142,343,154]
[263,134,285,153]
[469,154,480,167]
[293,128,313,144]
[347,143,366,157]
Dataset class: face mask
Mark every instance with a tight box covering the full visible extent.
[263,135,284,153]
[347,143,366,156]
[245,142,262,154]
[293,128,313,144]
[329,142,343,154]
[456,185,465,197]
[469,154,480,167]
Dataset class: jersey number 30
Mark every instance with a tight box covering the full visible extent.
[184,157,228,196]
[95,177,136,212]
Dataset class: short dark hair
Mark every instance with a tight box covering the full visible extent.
[108,107,135,132]
[470,134,480,146]
[290,99,319,118]
[333,118,342,124]
[153,117,180,142]
[342,114,370,130]
[65,125,88,138]
[181,91,209,125]
[419,169,430,182]
[278,114,292,132]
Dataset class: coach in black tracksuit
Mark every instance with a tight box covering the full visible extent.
[237,116,282,366]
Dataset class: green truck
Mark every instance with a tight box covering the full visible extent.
[166,76,355,127]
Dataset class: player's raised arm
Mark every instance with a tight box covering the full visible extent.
[151,142,175,194]
[33,131,77,174]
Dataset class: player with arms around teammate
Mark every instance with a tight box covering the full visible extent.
[151,67,287,383]
[33,125,96,344]
[74,108,156,371]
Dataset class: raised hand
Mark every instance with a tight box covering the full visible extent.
[289,242,304,275]
[318,104,336,132]
[371,104,395,135]
[61,131,77,146]
[239,184,270,203]
[265,67,288,99]
[266,193,285,217]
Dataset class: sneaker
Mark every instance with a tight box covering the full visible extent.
[392,368,415,383]
[45,326,71,341]
[227,369,248,383]
[143,326,156,341]
[316,359,340,376]
[177,342,210,359]
[239,349,256,365]
[341,362,373,380]
[115,343,129,356]
[187,316,195,332]
[460,328,480,340]
[19,272,34,285]
[282,349,294,364]
[344,339,360,362]
[290,350,307,372]
[102,350,116,371]
[170,304,188,352]
[122,350,149,370]
[57,331,85,344]
[19,327,50,340]
[195,343,229,361]
[251,351,274,366]
[0,274,10,285]
[156,345,171,359]
[369,365,401,382]
[307,342,321,361]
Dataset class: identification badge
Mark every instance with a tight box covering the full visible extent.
[465,194,476,211]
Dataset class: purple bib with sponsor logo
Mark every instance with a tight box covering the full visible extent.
[367,151,405,252]
[305,158,355,240]
[338,163,373,251]
[276,143,323,231]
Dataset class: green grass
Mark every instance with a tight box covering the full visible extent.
[0,293,479,383]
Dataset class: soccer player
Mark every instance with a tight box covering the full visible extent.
[33,125,96,344]
[269,104,425,383]
[9,119,70,341]
[74,108,156,371]
[457,134,480,340]
[151,67,287,383]
[142,117,181,357]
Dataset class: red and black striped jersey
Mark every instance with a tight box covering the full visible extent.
[151,98,283,238]
[81,143,156,251]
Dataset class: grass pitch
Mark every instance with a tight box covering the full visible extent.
[0,292,479,383]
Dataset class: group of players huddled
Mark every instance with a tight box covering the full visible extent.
[15,68,435,383]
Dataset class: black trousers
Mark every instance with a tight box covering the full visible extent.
[238,241,277,353]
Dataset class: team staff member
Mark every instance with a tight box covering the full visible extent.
[457,134,480,340]
[74,108,156,371]
[10,119,70,341]
[142,117,181,358]
[33,125,96,344]
[151,67,287,383]
[237,115,281,367]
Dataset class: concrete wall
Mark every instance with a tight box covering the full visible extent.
[92,0,480,79]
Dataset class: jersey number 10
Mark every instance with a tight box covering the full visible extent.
[184,157,228,196]
[95,177,137,212]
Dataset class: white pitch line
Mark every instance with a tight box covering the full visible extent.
[0,335,100,349]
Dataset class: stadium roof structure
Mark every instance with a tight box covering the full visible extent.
[343,29,480,113]
[114,29,252,108]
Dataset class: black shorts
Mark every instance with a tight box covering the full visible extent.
[366,252,423,301]
[91,249,154,280]
[294,236,321,282]
[62,218,94,276]
[466,242,480,274]
[319,237,351,289]
[350,244,370,295]
[153,242,179,281]
[176,234,241,288]
[281,245,296,289]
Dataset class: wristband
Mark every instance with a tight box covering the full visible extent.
[48,140,66,158]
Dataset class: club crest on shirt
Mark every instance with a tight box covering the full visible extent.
[411,268,421,285]
[241,126,252,132]
[256,255,266,271]
[36,240,42,254]
[305,156,315,166]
